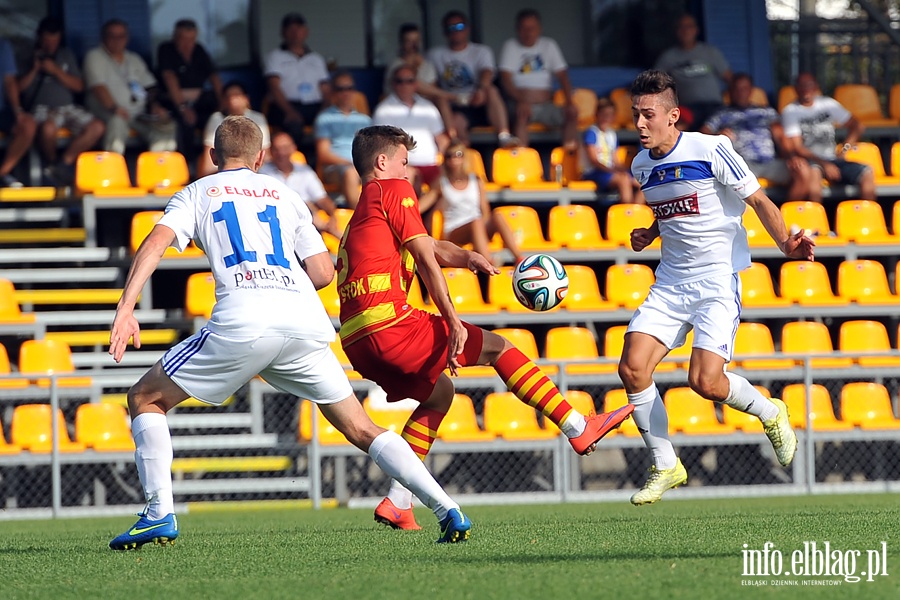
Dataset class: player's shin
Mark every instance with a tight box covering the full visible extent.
[131,412,175,519]
[628,383,677,469]
[387,406,448,509]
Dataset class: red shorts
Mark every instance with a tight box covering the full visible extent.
[343,309,484,402]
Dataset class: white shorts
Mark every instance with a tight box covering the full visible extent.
[162,328,353,405]
[626,272,742,361]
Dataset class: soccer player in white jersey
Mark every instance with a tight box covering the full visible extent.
[619,71,815,505]
[107,115,471,548]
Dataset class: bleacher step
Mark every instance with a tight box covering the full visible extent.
[172,477,309,495]
[0,267,120,284]
[45,329,179,347]
[167,413,253,429]
[171,456,292,474]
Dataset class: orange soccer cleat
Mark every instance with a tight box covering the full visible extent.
[374,497,422,530]
[569,404,635,455]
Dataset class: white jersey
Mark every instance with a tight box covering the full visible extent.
[158,168,334,341]
[631,131,759,285]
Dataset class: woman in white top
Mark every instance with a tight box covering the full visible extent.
[420,141,523,264]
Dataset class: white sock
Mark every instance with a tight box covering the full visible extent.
[386,479,414,510]
[368,431,458,521]
[723,372,778,421]
[628,383,677,470]
[561,409,586,438]
[131,412,174,520]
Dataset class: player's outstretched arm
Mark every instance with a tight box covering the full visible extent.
[745,189,815,261]
[110,225,176,363]
[301,251,335,290]
[433,239,500,275]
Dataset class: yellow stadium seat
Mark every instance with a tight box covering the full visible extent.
[290,150,307,165]
[742,207,777,248]
[780,201,845,245]
[602,389,641,436]
[835,200,900,244]
[781,321,852,368]
[329,339,361,380]
[439,394,495,442]
[841,142,899,185]
[721,386,771,432]
[11,404,86,452]
[0,416,21,454]
[609,87,636,129]
[894,200,900,235]
[464,148,491,183]
[406,276,437,314]
[833,84,899,127]
[548,205,614,250]
[362,399,413,435]
[0,342,28,389]
[565,265,615,311]
[317,278,341,317]
[664,387,726,435]
[185,272,216,319]
[890,84,900,123]
[777,85,798,112]
[546,326,607,375]
[783,384,853,431]
[444,267,493,313]
[840,382,900,430]
[329,208,355,238]
[839,320,900,367]
[75,403,135,452]
[487,267,530,312]
[554,87,598,129]
[838,260,900,304]
[605,263,654,309]
[130,211,202,258]
[606,203,658,247]
[739,263,790,308]
[491,147,544,186]
[549,146,590,187]
[891,143,900,178]
[779,261,848,306]
[19,339,91,387]
[732,322,794,370]
[136,151,189,193]
[75,151,145,196]
[298,400,350,445]
[0,278,37,325]
[483,392,558,440]
[492,328,539,360]
[492,205,559,251]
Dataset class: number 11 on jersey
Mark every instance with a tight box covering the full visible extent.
[212,201,290,269]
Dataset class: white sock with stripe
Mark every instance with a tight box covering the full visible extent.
[131,412,174,520]
[723,372,778,421]
[627,383,677,470]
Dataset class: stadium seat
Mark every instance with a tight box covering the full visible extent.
[777,85,798,112]
[609,87,636,129]
[317,278,341,317]
[742,208,777,248]
[75,151,145,197]
[839,320,900,367]
[439,394,495,442]
[0,342,28,389]
[290,150,307,164]
[185,272,216,319]
[492,328,541,360]
[406,276,436,314]
[664,387,726,435]
[564,265,614,311]
[833,84,899,127]
[329,339,361,380]
[547,205,613,250]
[298,400,350,445]
[835,200,899,244]
[75,403,135,452]
[487,267,530,312]
[464,148,493,188]
[602,389,641,436]
[0,278,37,325]
[546,326,608,375]
[19,339,91,387]
[549,146,594,189]
[492,205,559,251]
[739,263,790,308]
[483,392,558,440]
[782,383,853,431]
[136,151,190,193]
[779,261,848,306]
[130,211,202,258]
[0,416,20,454]
[721,386,772,432]
[838,260,900,304]
[781,321,853,368]
[605,263,654,309]
[554,87,598,129]
[444,267,493,313]
[840,382,900,430]
[731,322,794,370]
[780,201,845,245]
[11,404,86,452]
[606,204,658,247]
[841,142,900,185]
[890,84,900,123]
[890,143,900,179]
[492,147,551,188]
[363,398,413,435]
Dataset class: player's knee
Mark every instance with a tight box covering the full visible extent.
[617,360,649,389]
[688,371,725,401]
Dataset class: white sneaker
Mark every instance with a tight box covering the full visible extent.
[631,458,688,505]
[762,398,797,467]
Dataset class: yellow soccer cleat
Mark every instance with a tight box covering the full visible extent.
[762,398,797,467]
[631,458,688,506]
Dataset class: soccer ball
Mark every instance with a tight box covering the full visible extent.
[512,254,568,311]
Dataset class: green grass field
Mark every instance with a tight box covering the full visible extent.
[2,494,898,599]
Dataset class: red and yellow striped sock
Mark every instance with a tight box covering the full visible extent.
[400,407,446,460]
[494,348,575,427]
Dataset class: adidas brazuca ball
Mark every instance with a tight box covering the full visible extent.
[512,254,568,311]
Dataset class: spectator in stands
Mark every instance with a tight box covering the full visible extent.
[314,71,371,208]
[655,13,731,130]
[419,140,523,265]
[499,9,577,149]
[427,10,518,148]
[157,19,223,160]
[17,17,101,187]
[581,98,643,205]
[781,72,875,202]
[0,37,37,187]
[373,64,449,194]
[198,82,270,177]
[701,73,811,201]
[260,131,339,237]
[264,12,330,147]
[84,19,176,155]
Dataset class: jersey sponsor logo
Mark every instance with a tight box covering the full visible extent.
[401,197,415,208]
[650,192,700,220]
[207,186,222,197]
[216,186,281,199]
[234,267,295,287]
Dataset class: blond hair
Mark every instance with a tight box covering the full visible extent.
[213,115,263,166]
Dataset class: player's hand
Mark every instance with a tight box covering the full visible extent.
[109,309,141,363]
[446,321,468,376]
[780,229,816,261]
[631,227,657,252]
[467,251,500,275]
[822,162,841,182]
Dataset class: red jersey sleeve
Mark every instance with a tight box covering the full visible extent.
[379,179,428,245]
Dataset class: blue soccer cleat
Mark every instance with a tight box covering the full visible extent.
[437,508,471,543]
[109,512,179,550]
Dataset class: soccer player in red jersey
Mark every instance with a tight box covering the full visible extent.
[338,125,635,530]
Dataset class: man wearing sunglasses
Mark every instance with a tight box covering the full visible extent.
[427,10,518,148]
